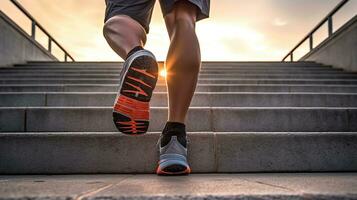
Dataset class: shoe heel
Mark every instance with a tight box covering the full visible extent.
[156,154,191,175]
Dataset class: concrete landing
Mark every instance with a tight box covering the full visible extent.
[0,173,356,200]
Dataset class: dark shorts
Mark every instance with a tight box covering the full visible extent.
[104,0,210,33]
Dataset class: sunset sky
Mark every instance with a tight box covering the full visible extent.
[1,0,356,61]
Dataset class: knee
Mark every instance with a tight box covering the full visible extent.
[175,17,195,32]
[166,9,196,35]
[172,2,197,31]
[175,8,196,29]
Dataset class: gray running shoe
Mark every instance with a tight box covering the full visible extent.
[156,135,191,175]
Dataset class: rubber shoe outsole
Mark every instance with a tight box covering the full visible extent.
[156,164,191,176]
[113,51,158,135]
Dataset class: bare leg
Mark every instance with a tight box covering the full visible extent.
[103,15,147,59]
[164,1,201,123]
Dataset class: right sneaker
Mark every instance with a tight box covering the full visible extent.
[156,122,191,175]
[113,49,158,135]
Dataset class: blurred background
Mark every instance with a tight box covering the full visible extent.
[1,0,356,61]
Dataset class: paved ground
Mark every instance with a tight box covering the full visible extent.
[0,173,356,199]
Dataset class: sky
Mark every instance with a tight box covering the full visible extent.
[1,0,356,61]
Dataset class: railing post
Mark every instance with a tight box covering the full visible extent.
[290,53,294,62]
[31,21,36,39]
[309,34,313,51]
[64,54,68,62]
[48,38,52,53]
[328,16,333,36]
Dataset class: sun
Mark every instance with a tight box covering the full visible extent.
[159,69,167,78]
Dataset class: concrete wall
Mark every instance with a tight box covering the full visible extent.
[0,11,57,67]
[300,16,357,72]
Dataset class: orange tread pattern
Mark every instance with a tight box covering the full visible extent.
[114,95,149,134]
[114,95,149,119]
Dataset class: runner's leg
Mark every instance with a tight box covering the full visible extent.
[103,0,158,134]
[164,1,201,123]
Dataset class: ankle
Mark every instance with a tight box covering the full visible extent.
[161,121,187,147]
[126,46,144,59]
[164,121,185,131]
[167,118,185,124]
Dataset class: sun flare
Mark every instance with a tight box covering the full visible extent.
[159,69,167,78]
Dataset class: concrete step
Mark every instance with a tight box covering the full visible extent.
[26,60,318,64]
[1,78,357,84]
[0,173,356,199]
[1,92,357,107]
[2,84,357,93]
[11,62,331,69]
[1,73,357,79]
[10,66,335,71]
[0,65,343,71]
[1,107,356,132]
[20,61,323,67]
[0,68,346,74]
[0,132,356,173]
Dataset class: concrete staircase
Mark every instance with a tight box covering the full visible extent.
[1,61,357,174]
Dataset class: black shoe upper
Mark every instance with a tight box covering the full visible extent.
[160,122,187,148]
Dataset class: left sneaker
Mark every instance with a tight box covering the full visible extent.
[113,49,158,135]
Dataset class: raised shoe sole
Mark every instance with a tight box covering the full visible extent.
[113,50,158,135]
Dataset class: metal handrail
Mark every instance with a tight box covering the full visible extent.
[282,0,350,62]
[9,0,75,62]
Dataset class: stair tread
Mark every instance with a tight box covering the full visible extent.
[1,131,356,135]
[1,107,356,132]
[2,91,357,94]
